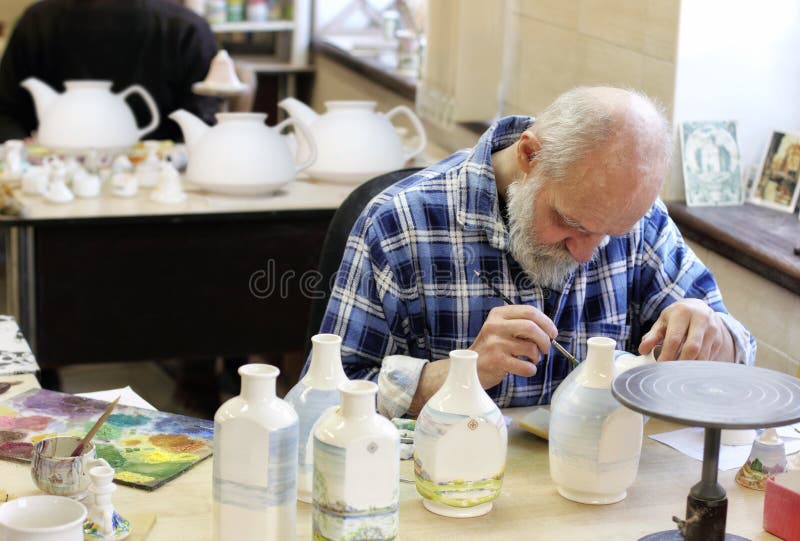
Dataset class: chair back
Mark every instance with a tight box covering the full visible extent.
[304,167,423,353]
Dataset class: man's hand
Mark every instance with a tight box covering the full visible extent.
[408,304,557,416]
[468,305,557,388]
[639,298,735,362]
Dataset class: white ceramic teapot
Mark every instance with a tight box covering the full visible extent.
[21,78,160,152]
[169,109,316,195]
[279,97,427,184]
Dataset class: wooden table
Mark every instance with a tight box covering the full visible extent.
[0,406,777,540]
[0,179,357,367]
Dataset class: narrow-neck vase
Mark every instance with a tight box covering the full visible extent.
[213,364,298,540]
[413,349,508,518]
[549,336,644,504]
[285,333,348,503]
[312,380,399,541]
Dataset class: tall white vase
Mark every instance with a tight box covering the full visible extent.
[413,349,508,518]
[312,380,400,541]
[212,364,298,541]
[549,336,644,505]
[285,334,349,503]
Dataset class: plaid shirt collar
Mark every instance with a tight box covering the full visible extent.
[456,115,534,252]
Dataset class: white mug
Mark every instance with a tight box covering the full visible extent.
[0,495,86,541]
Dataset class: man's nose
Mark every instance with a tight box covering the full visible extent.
[565,234,604,263]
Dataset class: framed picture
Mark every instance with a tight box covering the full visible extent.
[679,121,743,207]
[750,130,800,213]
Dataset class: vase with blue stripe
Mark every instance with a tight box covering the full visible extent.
[212,364,298,540]
[413,349,508,518]
[285,333,349,503]
[549,336,644,504]
[312,380,400,541]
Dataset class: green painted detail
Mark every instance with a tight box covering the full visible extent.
[95,444,126,470]
[123,460,194,478]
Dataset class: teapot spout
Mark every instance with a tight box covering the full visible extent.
[278,97,318,127]
[20,77,59,121]
[168,109,210,149]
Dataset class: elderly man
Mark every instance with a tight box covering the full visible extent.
[314,86,756,419]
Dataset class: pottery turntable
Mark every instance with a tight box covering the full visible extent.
[612,361,800,541]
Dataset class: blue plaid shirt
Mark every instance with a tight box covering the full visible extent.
[317,116,756,418]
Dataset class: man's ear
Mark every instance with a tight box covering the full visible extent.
[517,129,541,175]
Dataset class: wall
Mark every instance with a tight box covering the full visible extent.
[667,0,800,200]
[0,0,33,56]
[688,240,799,375]
[502,0,679,119]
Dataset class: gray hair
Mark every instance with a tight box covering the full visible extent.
[532,86,672,182]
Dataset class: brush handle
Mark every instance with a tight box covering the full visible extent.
[70,396,120,457]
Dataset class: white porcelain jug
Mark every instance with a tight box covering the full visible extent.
[279,97,427,184]
[170,110,316,195]
[21,78,160,152]
[413,349,508,518]
[312,380,400,541]
[212,364,298,541]
[284,334,348,503]
[549,337,644,505]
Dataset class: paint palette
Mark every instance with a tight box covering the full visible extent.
[0,388,213,490]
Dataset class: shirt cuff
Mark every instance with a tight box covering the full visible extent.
[717,312,756,365]
[377,354,429,419]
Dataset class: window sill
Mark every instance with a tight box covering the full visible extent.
[666,202,800,295]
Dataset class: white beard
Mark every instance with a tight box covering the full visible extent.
[506,174,580,289]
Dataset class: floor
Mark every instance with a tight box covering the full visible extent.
[57,352,307,420]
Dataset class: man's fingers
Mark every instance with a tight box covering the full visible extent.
[505,320,552,354]
[639,319,666,356]
[659,310,691,361]
[503,355,537,378]
[491,304,558,338]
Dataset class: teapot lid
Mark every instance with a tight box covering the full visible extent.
[324,100,376,112]
[63,80,113,90]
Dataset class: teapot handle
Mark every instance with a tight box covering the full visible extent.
[119,84,161,140]
[276,117,317,174]
[385,105,427,161]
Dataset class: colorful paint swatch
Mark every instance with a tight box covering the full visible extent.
[0,388,213,490]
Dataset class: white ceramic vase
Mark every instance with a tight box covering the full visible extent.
[549,336,644,504]
[212,364,298,541]
[285,333,349,503]
[312,380,399,541]
[413,349,508,518]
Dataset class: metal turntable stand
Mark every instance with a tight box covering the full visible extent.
[612,361,800,541]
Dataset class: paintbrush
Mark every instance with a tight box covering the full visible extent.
[70,396,120,457]
[473,270,580,367]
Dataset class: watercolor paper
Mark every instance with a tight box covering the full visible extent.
[0,388,213,489]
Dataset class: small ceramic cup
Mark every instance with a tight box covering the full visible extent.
[0,494,86,541]
[30,437,111,500]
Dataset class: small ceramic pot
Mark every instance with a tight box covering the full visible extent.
[31,437,110,500]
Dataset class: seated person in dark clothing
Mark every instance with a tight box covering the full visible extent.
[0,0,218,143]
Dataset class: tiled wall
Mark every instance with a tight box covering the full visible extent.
[688,240,800,376]
[503,0,679,118]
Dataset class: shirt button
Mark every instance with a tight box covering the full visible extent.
[542,289,550,299]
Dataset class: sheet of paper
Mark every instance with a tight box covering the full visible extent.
[76,386,157,411]
[650,426,800,471]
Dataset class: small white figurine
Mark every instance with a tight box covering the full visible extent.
[110,172,138,198]
[83,464,131,540]
[44,166,74,203]
[73,170,102,198]
[150,159,186,204]
[21,166,49,195]
[135,140,161,187]
[2,139,25,181]
[111,154,133,174]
